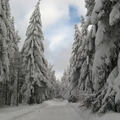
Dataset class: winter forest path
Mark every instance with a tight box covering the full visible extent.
[17,99,83,120]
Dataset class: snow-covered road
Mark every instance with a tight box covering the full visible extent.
[17,99,83,120]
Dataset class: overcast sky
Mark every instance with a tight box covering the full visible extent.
[9,0,87,80]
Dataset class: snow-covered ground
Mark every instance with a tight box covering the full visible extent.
[0,99,83,120]
[0,102,49,120]
[70,102,120,120]
[0,100,120,120]
[16,99,83,120]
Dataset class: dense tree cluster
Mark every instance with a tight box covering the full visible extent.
[1,0,120,115]
[61,0,120,114]
[0,0,58,107]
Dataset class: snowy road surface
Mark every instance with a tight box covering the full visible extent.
[17,99,83,120]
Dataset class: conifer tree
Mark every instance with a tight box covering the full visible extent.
[0,0,18,106]
[76,16,89,91]
[78,28,94,94]
[68,24,81,99]
[61,67,71,99]
[10,18,21,106]
[21,0,48,104]
[68,17,88,101]
[47,64,57,99]
[84,0,95,28]
[84,0,120,114]
[61,69,68,98]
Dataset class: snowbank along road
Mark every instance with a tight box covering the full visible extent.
[17,99,83,120]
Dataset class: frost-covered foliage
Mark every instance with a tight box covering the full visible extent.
[69,16,93,100]
[0,0,58,106]
[61,17,94,102]
[61,67,71,99]
[109,0,120,26]
[8,16,22,106]
[60,0,120,114]
[78,28,95,94]
[47,64,57,99]
[0,0,57,106]
[21,0,47,104]
[85,0,95,28]
[0,0,10,90]
[68,23,82,99]
[89,0,117,91]
[0,0,21,106]
[21,1,55,104]
[83,0,120,114]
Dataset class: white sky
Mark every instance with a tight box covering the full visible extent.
[9,0,87,80]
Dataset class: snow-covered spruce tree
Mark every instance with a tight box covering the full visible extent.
[79,0,95,92]
[68,16,89,102]
[5,3,21,106]
[78,0,96,93]
[84,0,120,114]
[79,0,95,93]
[68,24,82,100]
[90,0,114,91]
[46,64,56,99]
[70,16,95,102]
[61,70,67,98]
[61,69,68,99]
[21,0,48,104]
[84,0,95,28]
[76,16,89,91]
[78,28,95,98]
[61,67,71,99]
[0,0,18,106]
[9,17,21,106]
[54,80,62,98]
[75,16,86,72]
